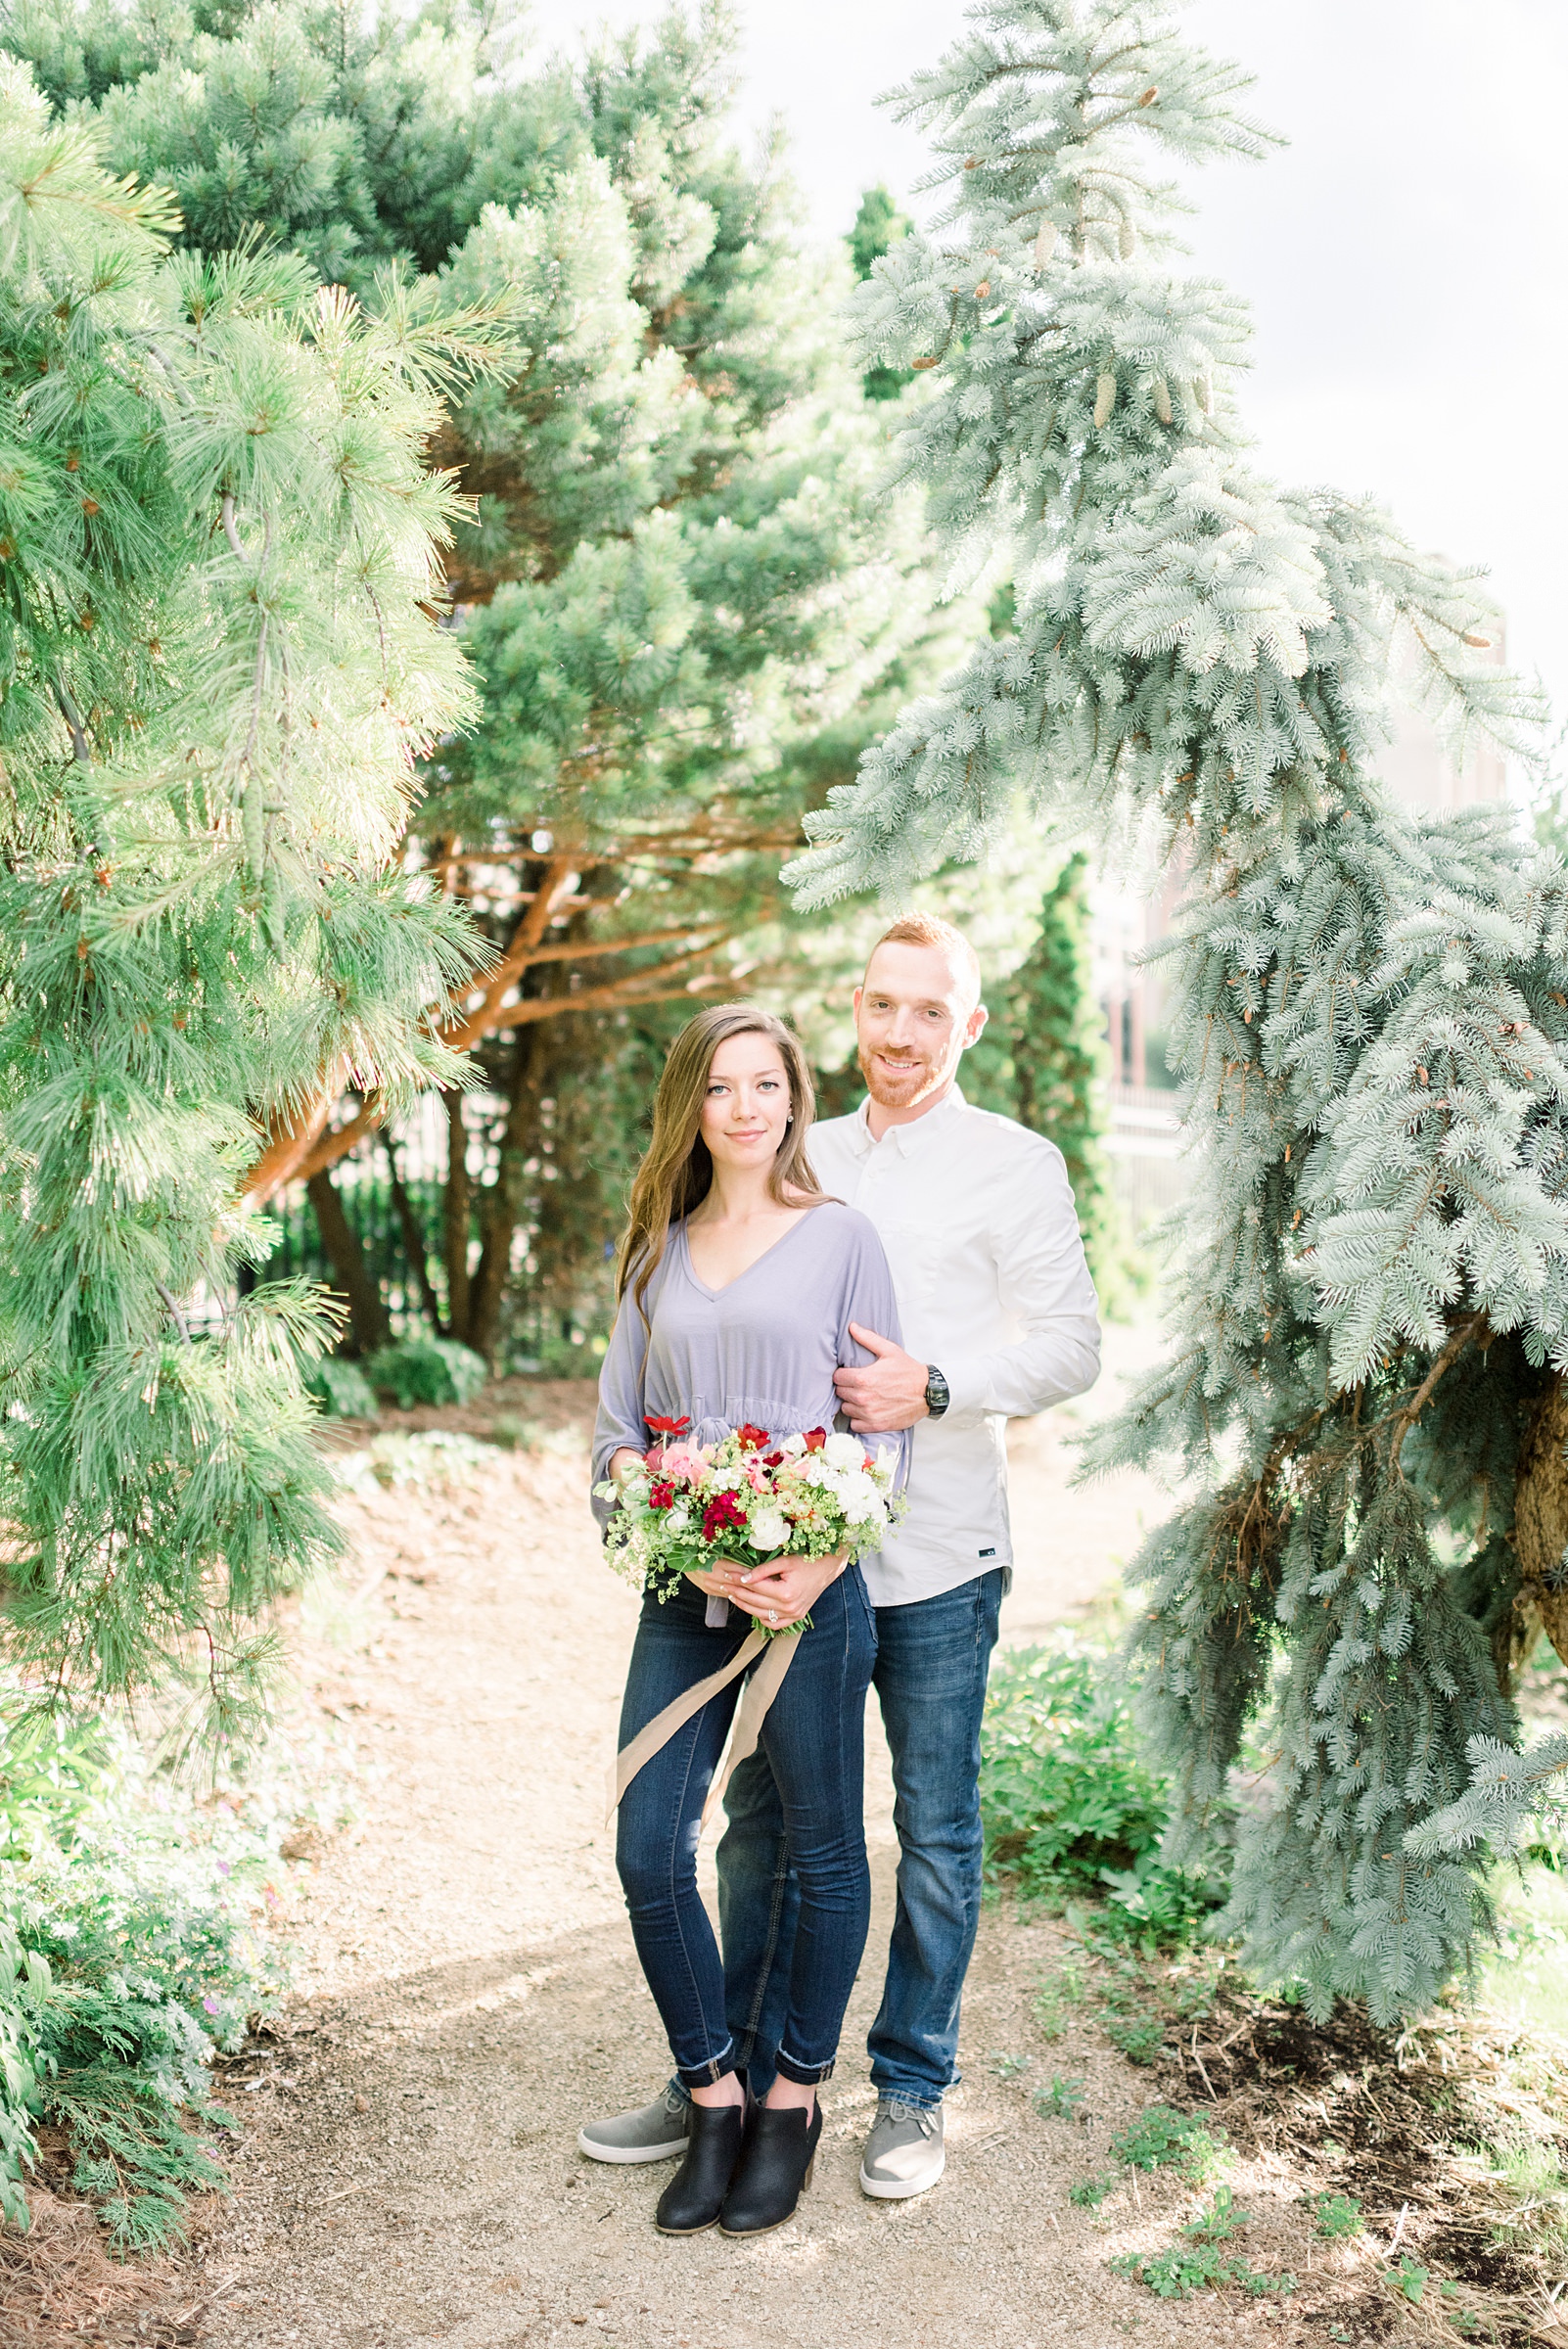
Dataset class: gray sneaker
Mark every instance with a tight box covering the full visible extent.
[858,2097,945,2198]
[577,2084,690,2164]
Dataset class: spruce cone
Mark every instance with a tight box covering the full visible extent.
[1094,372,1117,428]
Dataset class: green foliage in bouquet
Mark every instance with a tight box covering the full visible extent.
[789,0,1565,2020]
[0,59,495,1720]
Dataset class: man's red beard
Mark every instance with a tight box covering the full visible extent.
[858,1042,942,1107]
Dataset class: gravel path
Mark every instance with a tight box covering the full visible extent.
[193,1341,1314,2349]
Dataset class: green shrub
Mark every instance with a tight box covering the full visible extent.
[363,1336,487,1410]
[304,1358,378,1419]
[979,1640,1225,1949]
[336,1429,494,1498]
[0,1680,281,2248]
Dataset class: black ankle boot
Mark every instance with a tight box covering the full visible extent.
[718,2099,822,2236]
[653,2096,747,2235]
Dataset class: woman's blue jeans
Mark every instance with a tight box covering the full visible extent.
[614,1568,877,2092]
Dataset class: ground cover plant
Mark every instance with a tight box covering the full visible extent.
[0,1679,283,2250]
[980,1636,1224,1950]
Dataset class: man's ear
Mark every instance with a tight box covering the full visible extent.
[852,986,864,1017]
[962,1001,989,1048]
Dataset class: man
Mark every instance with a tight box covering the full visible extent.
[580,912,1101,2196]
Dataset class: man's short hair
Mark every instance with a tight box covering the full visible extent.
[868,913,983,1006]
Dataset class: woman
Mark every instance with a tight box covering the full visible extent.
[592,1003,907,2239]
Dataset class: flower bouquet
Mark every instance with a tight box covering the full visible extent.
[596,1416,903,1623]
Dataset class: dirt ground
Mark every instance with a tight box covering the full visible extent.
[34,1329,1562,2349]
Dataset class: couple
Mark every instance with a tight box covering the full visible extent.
[587,913,1101,2237]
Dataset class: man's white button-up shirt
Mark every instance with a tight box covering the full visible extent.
[810,1086,1102,1607]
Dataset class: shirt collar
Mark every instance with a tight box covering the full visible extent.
[853,1084,967,1157]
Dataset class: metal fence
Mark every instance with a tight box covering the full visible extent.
[1104,1081,1191,1232]
[243,1079,1197,1354]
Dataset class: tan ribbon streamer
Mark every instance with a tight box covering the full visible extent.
[605,1628,802,1827]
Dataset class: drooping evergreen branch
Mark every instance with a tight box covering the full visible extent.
[0,59,502,1718]
[784,0,1554,2014]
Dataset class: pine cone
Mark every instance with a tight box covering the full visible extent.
[1094,372,1117,428]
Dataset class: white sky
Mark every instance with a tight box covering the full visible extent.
[542,0,1568,743]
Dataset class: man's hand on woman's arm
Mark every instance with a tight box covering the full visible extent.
[834,1323,929,1431]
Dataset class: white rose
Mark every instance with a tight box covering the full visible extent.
[822,1432,864,1470]
[668,1508,691,1533]
[747,1508,789,1551]
[781,1432,808,1457]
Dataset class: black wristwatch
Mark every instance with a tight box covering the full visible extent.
[924,1365,950,1420]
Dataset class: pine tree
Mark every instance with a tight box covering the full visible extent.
[1009,854,1116,1287]
[16,0,974,1357]
[848,186,913,402]
[0,57,491,1723]
[787,0,1562,2019]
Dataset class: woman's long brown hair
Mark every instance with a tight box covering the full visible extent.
[618,1004,828,1320]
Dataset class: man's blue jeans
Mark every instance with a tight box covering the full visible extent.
[715,1568,1004,2109]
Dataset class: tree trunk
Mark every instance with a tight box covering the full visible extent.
[381,1132,444,1335]
[466,1030,546,1361]
[1508,1371,1568,1680]
[442,1089,472,1341]
[306,1167,391,1357]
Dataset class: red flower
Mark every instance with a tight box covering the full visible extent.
[735,1423,771,1452]
[702,1491,748,1541]
[761,1450,785,1470]
[802,1427,828,1453]
[648,1481,676,1510]
[646,1414,691,1438]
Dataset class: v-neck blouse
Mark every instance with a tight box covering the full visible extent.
[591,1201,909,1527]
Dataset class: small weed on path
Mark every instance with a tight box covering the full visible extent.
[1115,2185,1294,2299]
[1034,2072,1085,2121]
[1109,2106,1225,2179]
[1312,2189,1363,2239]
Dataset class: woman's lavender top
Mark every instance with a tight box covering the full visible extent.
[591,1202,910,1528]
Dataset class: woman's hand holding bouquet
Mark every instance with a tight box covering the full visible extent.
[597,1417,903,1635]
